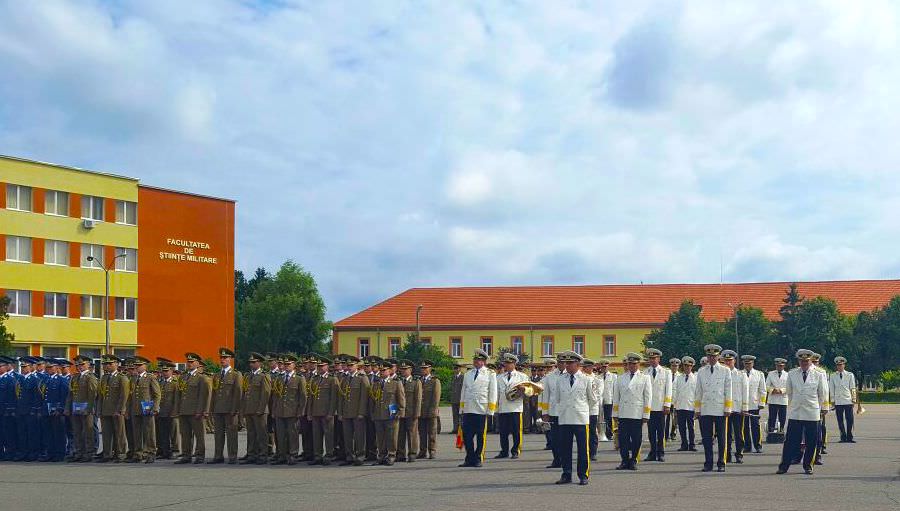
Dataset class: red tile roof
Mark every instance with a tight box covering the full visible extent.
[334,280,900,330]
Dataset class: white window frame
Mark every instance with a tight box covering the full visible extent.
[7,290,32,316]
[44,292,68,318]
[81,244,104,269]
[42,346,68,359]
[44,240,69,266]
[573,335,585,356]
[81,195,104,221]
[542,336,554,357]
[358,338,370,358]
[114,247,137,272]
[6,184,33,212]
[603,335,616,356]
[511,336,524,355]
[389,337,400,356]
[115,200,137,225]
[5,235,32,263]
[480,336,493,356]
[114,297,137,321]
[81,295,105,320]
[450,337,462,358]
[44,190,69,217]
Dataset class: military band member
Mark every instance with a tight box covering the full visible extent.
[240,352,272,465]
[265,352,281,458]
[396,360,422,462]
[666,358,681,442]
[339,355,369,466]
[527,364,543,433]
[210,347,242,464]
[830,356,857,443]
[742,355,767,453]
[308,356,339,465]
[495,353,528,459]
[0,357,17,460]
[674,356,697,451]
[720,350,749,464]
[549,351,595,485]
[810,352,829,461]
[612,353,651,471]
[642,348,672,462]
[64,355,99,462]
[450,363,465,434]
[417,359,441,460]
[597,360,616,442]
[540,357,565,468]
[127,356,160,463]
[156,359,179,459]
[578,359,602,461]
[41,359,68,462]
[777,349,829,475]
[459,349,498,468]
[175,352,212,464]
[766,358,789,433]
[694,344,733,472]
[98,355,129,462]
[270,354,307,465]
[371,360,405,465]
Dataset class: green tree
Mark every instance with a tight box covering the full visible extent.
[776,283,805,357]
[235,267,271,303]
[235,261,330,361]
[879,369,900,390]
[395,333,455,369]
[716,305,777,365]
[0,295,14,355]
[643,300,709,359]
[496,346,530,366]
[792,296,852,369]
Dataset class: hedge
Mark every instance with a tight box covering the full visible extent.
[858,391,900,403]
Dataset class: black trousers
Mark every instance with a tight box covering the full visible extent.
[48,414,67,459]
[617,418,642,463]
[835,405,854,440]
[726,413,746,461]
[461,413,487,465]
[588,415,598,457]
[746,409,762,450]
[676,409,695,448]
[559,424,589,480]
[549,416,561,464]
[603,404,614,438]
[157,417,173,457]
[779,419,819,471]
[647,411,666,458]
[497,412,522,456]
[768,404,787,432]
[699,415,727,468]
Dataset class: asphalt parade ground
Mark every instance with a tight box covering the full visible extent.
[1,405,898,511]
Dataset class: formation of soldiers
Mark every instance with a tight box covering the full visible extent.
[0,344,860,480]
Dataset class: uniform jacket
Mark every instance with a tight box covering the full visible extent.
[129,372,161,415]
[672,372,697,411]
[65,370,99,414]
[744,368,767,410]
[99,371,130,416]
[766,369,789,406]
[271,371,307,418]
[159,376,180,417]
[371,375,406,421]
[339,370,370,419]
[450,372,464,404]
[729,367,751,413]
[612,371,652,420]
[17,373,39,415]
[553,371,597,425]
[211,367,243,414]
[33,372,50,416]
[400,376,422,419]
[419,374,441,418]
[538,370,562,416]
[693,362,734,416]
[828,370,857,406]
[242,369,272,415]
[785,366,828,421]
[307,372,339,417]
[587,374,604,416]
[0,372,17,414]
[46,374,69,414]
[813,365,831,409]
[496,369,529,414]
[177,369,212,416]
[459,366,498,416]
[643,365,673,411]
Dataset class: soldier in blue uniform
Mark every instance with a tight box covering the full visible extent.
[44,359,71,461]
[0,356,18,460]
[32,357,52,462]
[15,357,39,460]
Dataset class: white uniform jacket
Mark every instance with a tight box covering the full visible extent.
[600,371,617,405]
[744,368,767,410]
[729,367,751,413]
[693,363,733,416]
[643,365,673,411]
[587,374,603,416]
[495,370,529,414]
[612,371,652,420]
[672,372,697,411]
[828,371,857,406]
[766,369,789,406]
[553,371,597,425]
[459,367,498,416]
[538,369,563,417]
[813,365,831,409]
[785,366,828,421]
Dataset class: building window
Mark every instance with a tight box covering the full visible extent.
[114,348,135,358]
[419,336,431,345]
[44,240,70,266]
[79,347,102,360]
[42,346,68,359]
[511,336,524,355]
[480,336,493,356]
[6,184,33,212]
[388,337,400,356]
[603,335,616,356]
[10,346,30,358]
[45,190,69,216]
[114,297,137,321]
[81,295,104,319]
[7,290,32,316]
[115,247,137,272]
[44,293,68,317]
[542,335,554,357]
[450,337,462,358]
[115,200,137,225]
[81,195,104,221]
[81,244,104,268]
[358,338,370,358]
[572,335,585,356]
[5,236,32,262]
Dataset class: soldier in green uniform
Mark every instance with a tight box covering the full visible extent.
[307,356,339,465]
[298,354,316,461]
[417,360,442,459]
[265,352,281,459]
[240,352,272,465]
[271,354,307,465]
[450,363,465,433]
[98,355,130,463]
[175,352,212,464]
[364,356,381,461]
[128,356,160,463]
[339,355,370,466]
[210,347,243,464]
[64,355,99,462]
[155,358,178,459]
[397,360,422,462]
[372,360,406,465]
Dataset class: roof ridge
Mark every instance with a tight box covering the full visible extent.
[399,278,900,291]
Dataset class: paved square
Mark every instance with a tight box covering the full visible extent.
[1,405,897,510]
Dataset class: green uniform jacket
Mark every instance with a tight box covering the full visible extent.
[159,377,179,418]
[339,371,371,419]
[211,368,243,414]
[177,370,212,416]
[129,373,162,415]
[271,372,307,418]
[420,375,441,418]
[450,373,464,404]
[99,372,130,416]
[371,377,406,421]
[400,376,422,419]
[307,372,339,417]
[242,370,271,415]
[65,371,99,414]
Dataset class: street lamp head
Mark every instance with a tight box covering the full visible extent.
[87,256,95,262]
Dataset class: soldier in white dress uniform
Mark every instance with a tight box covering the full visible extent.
[766,358,789,433]
[721,350,750,464]
[642,348,672,462]
[666,358,681,441]
[673,356,697,451]
[741,355,767,453]
[810,353,829,463]
[539,358,566,469]
[612,353,651,471]
[829,356,857,443]
[694,344,733,472]
[552,351,596,485]
[458,349,498,468]
[579,359,604,461]
[777,349,828,475]
[597,360,617,441]
[494,353,528,459]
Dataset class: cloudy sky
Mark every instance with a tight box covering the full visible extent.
[2,1,899,321]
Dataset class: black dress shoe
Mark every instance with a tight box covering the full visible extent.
[615,462,627,470]
[308,459,322,466]
[657,456,666,462]
[207,458,224,464]
[754,448,763,453]
[716,465,725,472]
[270,459,286,465]
[384,459,395,466]
[458,462,471,467]
[849,439,856,443]
[643,455,656,462]
[494,454,508,459]
[193,458,205,464]
[702,465,713,472]
[689,447,698,451]
[804,467,813,474]
[578,478,589,486]
[546,463,561,468]
[555,476,572,485]
[776,467,788,474]
[472,462,483,467]
[353,459,363,466]
[814,459,823,466]
[733,457,743,464]
[228,458,237,465]
[321,458,331,466]
[239,458,256,465]
[677,447,688,451]
[510,454,519,459]
[174,458,191,464]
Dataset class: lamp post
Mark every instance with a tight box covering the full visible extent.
[88,253,127,356]
[727,302,742,357]
[415,304,424,343]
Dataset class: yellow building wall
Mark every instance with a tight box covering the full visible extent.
[0,208,138,249]
[5,316,138,345]
[0,261,137,297]
[0,157,138,201]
